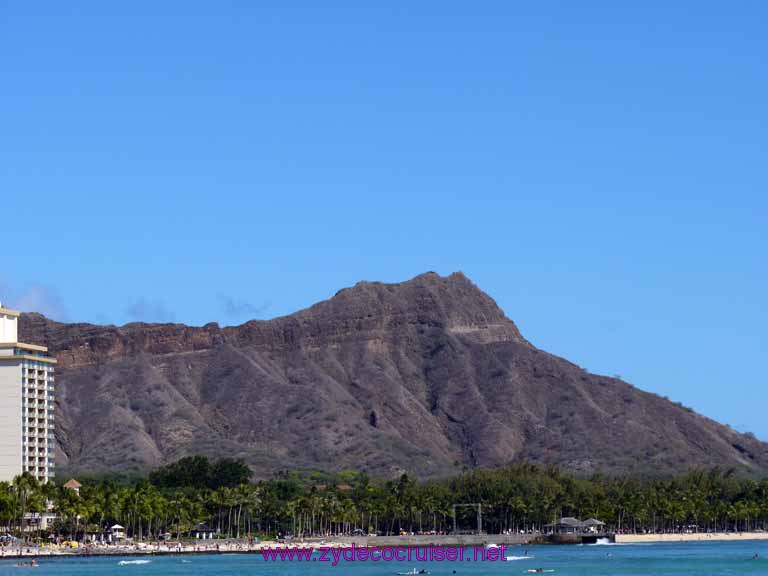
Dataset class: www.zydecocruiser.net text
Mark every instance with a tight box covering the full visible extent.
[261,545,511,566]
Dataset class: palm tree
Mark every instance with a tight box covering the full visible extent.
[12,472,40,537]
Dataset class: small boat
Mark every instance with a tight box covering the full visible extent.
[486,542,499,548]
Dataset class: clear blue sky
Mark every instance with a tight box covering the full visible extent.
[1,1,766,439]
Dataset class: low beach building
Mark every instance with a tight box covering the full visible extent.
[188,523,217,539]
[23,511,57,532]
[0,304,56,483]
[582,518,607,533]
[544,517,606,534]
[545,517,583,534]
[109,524,126,541]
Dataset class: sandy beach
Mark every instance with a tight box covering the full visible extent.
[0,539,347,558]
[616,532,768,544]
[4,532,768,558]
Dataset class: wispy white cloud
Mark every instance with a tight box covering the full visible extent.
[0,280,69,321]
[125,298,176,323]
[218,294,270,320]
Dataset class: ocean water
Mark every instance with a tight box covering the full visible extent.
[1,541,767,575]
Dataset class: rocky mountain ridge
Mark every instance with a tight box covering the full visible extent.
[19,272,768,478]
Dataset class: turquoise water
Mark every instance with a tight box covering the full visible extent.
[1,542,767,575]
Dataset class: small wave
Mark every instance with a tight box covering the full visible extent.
[118,560,152,565]
[505,555,533,561]
[586,539,650,546]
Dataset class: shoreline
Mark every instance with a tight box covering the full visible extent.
[616,532,768,544]
[0,540,344,559]
[4,532,768,559]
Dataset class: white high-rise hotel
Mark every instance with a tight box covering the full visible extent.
[0,304,56,483]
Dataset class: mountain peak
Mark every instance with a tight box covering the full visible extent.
[17,273,768,478]
[286,271,528,347]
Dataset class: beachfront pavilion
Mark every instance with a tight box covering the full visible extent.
[544,517,583,534]
[544,517,605,534]
[582,518,607,533]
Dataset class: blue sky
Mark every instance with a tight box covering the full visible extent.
[1,1,766,439]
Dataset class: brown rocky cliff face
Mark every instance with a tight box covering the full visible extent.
[19,272,768,478]
[21,315,224,369]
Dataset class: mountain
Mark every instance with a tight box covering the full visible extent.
[19,272,768,478]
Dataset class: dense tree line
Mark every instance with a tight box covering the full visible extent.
[2,461,768,542]
[148,456,252,490]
